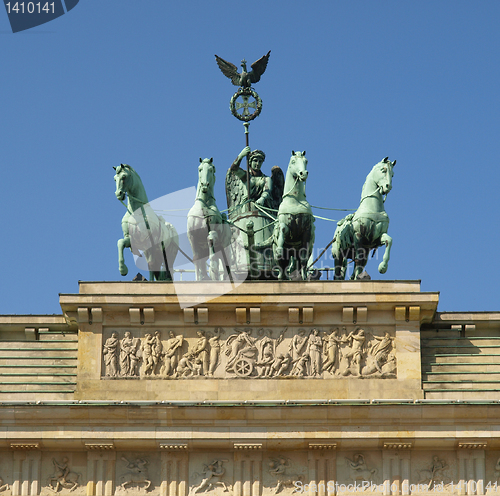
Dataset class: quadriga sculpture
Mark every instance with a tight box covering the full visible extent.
[114,163,179,281]
[187,158,234,281]
[332,157,395,280]
[273,151,315,280]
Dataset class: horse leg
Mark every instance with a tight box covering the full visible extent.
[208,231,220,281]
[163,242,175,282]
[194,258,209,281]
[275,221,289,280]
[378,233,392,274]
[352,247,368,280]
[334,257,346,280]
[118,236,131,276]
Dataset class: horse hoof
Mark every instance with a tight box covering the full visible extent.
[119,265,129,276]
[378,263,387,274]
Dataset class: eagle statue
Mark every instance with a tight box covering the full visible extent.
[215,51,271,88]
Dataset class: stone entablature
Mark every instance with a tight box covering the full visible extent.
[55,281,438,401]
[0,403,499,496]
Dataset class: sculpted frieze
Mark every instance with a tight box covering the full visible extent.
[47,456,80,492]
[101,326,397,379]
[191,459,231,494]
[268,457,304,494]
[116,456,152,493]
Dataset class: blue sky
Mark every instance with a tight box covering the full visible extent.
[1,1,499,315]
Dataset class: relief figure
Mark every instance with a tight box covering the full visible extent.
[288,329,307,362]
[342,328,366,376]
[186,331,209,375]
[306,329,323,377]
[225,331,258,376]
[192,459,229,493]
[119,456,151,491]
[268,457,303,494]
[142,333,155,375]
[270,353,292,377]
[151,330,163,375]
[120,331,140,377]
[103,332,120,377]
[47,457,80,492]
[345,454,377,482]
[322,327,343,374]
[207,329,223,377]
[417,456,449,488]
[162,331,184,376]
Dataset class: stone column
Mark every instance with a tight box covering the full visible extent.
[233,450,262,496]
[160,451,189,496]
[458,448,485,496]
[382,446,411,496]
[11,449,41,496]
[308,449,336,496]
[86,450,116,496]
[394,306,422,396]
[77,307,103,384]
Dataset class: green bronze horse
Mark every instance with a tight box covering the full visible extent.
[114,164,179,281]
[273,151,315,280]
[187,158,234,281]
[332,157,395,280]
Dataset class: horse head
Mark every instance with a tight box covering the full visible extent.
[114,163,135,201]
[289,151,308,182]
[197,158,216,199]
[371,157,396,196]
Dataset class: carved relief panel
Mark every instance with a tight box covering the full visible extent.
[100,326,397,380]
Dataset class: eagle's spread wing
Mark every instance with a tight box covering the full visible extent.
[215,55,241,86]
[249,51,271,84]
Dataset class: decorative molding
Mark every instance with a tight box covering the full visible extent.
[288,308,299,323]
[384,443,412,450]
[303,307,314,323]
[129,308,141,324]
[91,307,103,323]
[342,307,354,323]
[236,308,247,324]
[309,443,337,450]
[197,307,208,324]
[143,307,155,323]
[25,327,36,341]
[159,443,188,450]
[458,442,487,449]
[184,308,195,323]
[250,307,260,324]
[234,443,262,450]
[408,306,420,322]
[85,442,115,450]
[10,443,40,450]
[394,306,406,322]
[77,307,90,324]
[357,307,367,323]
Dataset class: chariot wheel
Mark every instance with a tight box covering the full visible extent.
[234,357,253,377]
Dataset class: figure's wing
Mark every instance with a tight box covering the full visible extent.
[249,51,271,84]
[215,55,241,86]
[270,166,285,212]
[225,168,247,217]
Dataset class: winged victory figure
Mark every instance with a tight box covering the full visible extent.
[215,51,271,88]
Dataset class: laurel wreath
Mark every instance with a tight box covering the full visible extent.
[229,88,262,122]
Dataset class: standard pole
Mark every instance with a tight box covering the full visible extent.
[244,122,250,206]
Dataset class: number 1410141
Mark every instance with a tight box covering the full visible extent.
[5,2,55,14]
